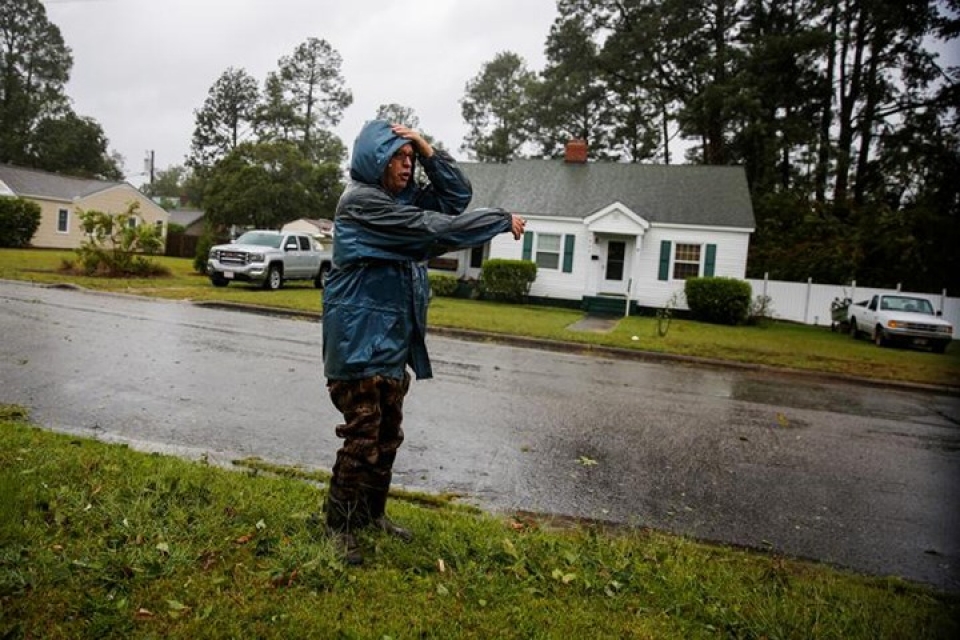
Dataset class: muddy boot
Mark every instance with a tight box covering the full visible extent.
[367,489,413,543]
[324,487,365,565]
[327,528,363,566]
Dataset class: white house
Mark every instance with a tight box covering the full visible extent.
[438,142,755,313]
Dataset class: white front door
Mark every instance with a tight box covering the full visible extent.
[599,238,630,295]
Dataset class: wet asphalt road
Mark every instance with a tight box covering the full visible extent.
[2,280,959,591]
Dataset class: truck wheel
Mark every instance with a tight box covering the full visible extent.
[932,341,949,354]
[314,263,330,289]
[211,273,229,287]
[849,319,858,339]
[873,326,888,347]
[263,265,283,290]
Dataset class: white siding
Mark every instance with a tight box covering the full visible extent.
[489,218,591,300]
[485,217,751,308]
[630,226,751,308]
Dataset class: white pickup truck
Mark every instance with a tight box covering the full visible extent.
[207,230,333,290]
[847,293,953,353]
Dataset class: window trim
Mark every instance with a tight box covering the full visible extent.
[534,232,562,270]
[672,242,702,280]
[57,208,70,234]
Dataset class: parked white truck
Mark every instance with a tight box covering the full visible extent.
[207,230,333,290]
[847,293,953,353]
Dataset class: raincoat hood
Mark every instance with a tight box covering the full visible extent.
[349,119,413,186]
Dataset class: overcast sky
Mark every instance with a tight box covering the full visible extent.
[42,0,559,186]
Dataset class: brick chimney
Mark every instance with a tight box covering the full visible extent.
[564,139,588,163]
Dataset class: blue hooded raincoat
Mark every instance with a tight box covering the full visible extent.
[322,120,513,381]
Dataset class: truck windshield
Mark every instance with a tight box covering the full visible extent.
[234,232,282,248]
[883,296,934,315]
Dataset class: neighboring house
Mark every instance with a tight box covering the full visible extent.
[0,163,169,249]
[282,217,334,239]
[445,142,755,313]
[282,218,334,252]
[168,209,205,236]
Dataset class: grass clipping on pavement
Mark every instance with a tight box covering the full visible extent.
[1,407,957,639]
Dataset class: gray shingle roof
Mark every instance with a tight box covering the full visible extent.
[459,160,755,229]
[0,163,122,201]
[169,209,205,227]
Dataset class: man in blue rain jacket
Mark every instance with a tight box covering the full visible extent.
[322,119,525,564]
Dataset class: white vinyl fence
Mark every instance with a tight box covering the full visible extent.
[746,276,958,340]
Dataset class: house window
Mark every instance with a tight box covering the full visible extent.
[155,221,164,235]
[127,217,138,229]
[672,243,701,279]
[469,245,484,269]
[535,233,561,270]
[57,209,69,233]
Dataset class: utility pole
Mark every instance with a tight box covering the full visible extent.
[143,150,155,184]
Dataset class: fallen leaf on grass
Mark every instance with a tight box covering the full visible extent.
[551,568,577,584]
[234,534,254,545]
[134,608,154,620]
[577,456,598,467]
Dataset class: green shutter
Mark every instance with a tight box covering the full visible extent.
[522,232,533,261]
[562,235,575,273]
[658,240,671,281]
[704,244,717,276]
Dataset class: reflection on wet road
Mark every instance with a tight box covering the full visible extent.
[2,281,958,591]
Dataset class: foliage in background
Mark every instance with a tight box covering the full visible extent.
[0,0,122,180]
[684,276,753,326]
[428,273,459,297]
[460,52,537,163]
[187,67,261,170]
[746,294,775,327]
[478,259,538,302]
[202,141,343,230]
[193,232,219,274]
[461,0,958,293]
[0,197,41,248]
[65,203,168,277]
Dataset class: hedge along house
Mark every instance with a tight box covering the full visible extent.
[0,163,169,250]
[443,142,756,314]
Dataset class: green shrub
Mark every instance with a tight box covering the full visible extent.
[428,273,459,297]
[71,202,168,277]
[0,197,41,248]
[746,294,774,327]
[684,277,752,325]
[194,232,219,274]
[478,259,537,302]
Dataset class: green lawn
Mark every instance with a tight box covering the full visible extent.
[2,407,957,639]
[2,248,958,387]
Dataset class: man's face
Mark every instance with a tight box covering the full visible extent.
[382,144,414,194]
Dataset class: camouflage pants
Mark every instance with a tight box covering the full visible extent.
[325,372,410,531]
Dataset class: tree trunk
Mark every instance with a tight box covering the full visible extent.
[815,0,838,203]
[853,28,883,206]
[833,0,866,208]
